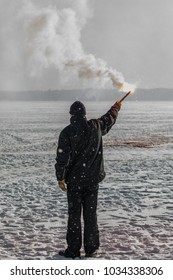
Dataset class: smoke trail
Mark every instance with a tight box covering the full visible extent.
[21,0,135,91]
[66,55,136,92]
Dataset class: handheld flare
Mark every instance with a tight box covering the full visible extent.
[119,91,131,103]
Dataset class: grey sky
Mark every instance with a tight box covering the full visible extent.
[84,0,173,89]
[0,0,173,90]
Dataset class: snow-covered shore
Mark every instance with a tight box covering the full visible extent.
[0,101,172,259]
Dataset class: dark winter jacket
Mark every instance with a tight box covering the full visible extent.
[55,103,120,186]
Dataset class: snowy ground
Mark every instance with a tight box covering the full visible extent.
[0,100,173,259]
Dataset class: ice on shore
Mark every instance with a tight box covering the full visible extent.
[0,101,173,259]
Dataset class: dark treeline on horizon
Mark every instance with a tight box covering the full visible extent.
[0,88,173,101]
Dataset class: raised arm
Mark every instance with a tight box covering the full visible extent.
[97,101,121,135]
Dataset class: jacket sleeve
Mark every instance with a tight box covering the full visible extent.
[55,130,71,181]
[97,103,120,136]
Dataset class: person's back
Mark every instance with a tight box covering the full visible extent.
[56,113,105,187]
[55,101,121,186]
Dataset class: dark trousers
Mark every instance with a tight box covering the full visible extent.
[66,184,100,254]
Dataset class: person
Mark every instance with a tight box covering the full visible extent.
[55,100,121,258]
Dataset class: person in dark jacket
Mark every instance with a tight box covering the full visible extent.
[55,100,121,258]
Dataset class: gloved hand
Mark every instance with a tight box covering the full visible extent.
[58,179,67,192]
[114,101,122,111]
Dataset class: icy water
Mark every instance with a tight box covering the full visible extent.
[0,101,173,260]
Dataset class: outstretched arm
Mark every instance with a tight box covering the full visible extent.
[97,101,121,135]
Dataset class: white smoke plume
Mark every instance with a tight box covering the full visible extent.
[20,0,135,92]
[0,0,135,91]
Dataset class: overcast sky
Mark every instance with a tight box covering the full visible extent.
[0,0,173,91]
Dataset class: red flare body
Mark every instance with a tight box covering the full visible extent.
[119,91,131,103]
